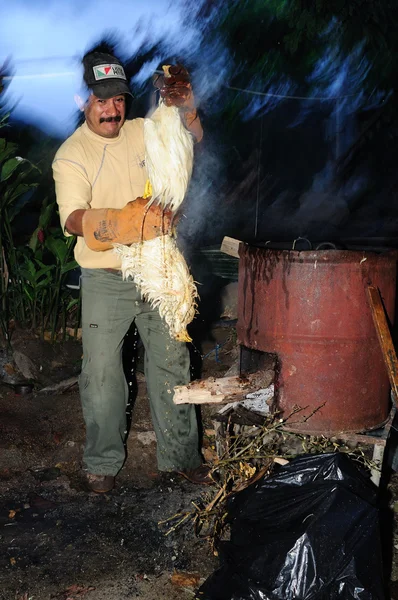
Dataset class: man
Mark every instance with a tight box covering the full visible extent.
[52,43,207,493]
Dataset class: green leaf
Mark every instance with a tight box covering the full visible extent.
[61,260,78,275]
[66,298,79,311]
[36,266,54,279]
[45,237,68,263]
[0,140,18,163]
[19,269,34,282]
[27,260,36,277]
[38,201,55,228]
[21,287,34,302]
[0,157,24,182]
[8,184,38,221]
[36,279,52,289]
[8,183,36,204]
[28,227,40,252]
[34,259,47,269]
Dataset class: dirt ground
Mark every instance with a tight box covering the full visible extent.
[0,324,235,600]
[2,322,398,600]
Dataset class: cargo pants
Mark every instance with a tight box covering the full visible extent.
[79,268,202,476]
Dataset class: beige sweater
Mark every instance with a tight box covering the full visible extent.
[52,120,148,268]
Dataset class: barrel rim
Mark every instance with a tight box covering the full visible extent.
[240,246,398,262]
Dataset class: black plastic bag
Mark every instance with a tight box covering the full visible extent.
[198,453,385,600]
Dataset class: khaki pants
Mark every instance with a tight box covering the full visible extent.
[79,268,201,476]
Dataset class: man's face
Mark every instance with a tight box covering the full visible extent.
[84,93,126,138]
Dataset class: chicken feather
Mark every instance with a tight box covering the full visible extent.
[113,97,199,341]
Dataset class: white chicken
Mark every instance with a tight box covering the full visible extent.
[113,74,199,342]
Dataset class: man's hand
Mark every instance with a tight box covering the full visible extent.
[153,64,203,142]
[82,197,174,252]
[153,64,194,109]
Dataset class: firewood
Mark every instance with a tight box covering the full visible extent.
[173,369,274,405]
[220,236,242,258]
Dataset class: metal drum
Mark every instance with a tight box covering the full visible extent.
[237,246,397,434]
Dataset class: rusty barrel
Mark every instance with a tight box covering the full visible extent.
[237,246,397,434]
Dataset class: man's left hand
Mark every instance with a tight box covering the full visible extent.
[153,64,195,110]
[153,64,203,142]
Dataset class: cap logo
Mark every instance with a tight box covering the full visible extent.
[93,63,126,81]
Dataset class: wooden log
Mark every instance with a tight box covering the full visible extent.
[173,369,274,405]
[366,285,398,403]
[220,236,242,259]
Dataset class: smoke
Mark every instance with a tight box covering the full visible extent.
[222,33,392,242]
[178,133,227,248]
[284,41,390,241]
[74,6,395,244]
[5,0,394,243]
[107,5,236,249]
[170,9,393,244]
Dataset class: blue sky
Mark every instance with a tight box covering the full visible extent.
[0,0,188,138]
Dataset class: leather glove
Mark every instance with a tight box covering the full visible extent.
[82,197,173,252]
[153,64,194,109]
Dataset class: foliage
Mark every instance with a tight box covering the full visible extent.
[197,0,398,93]
[0,121,39,336]
[0,66,80,342]
[193,0,398,186]
[9,210,79,340]
[0,177,80,341]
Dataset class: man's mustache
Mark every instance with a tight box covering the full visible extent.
[99,116,122,123]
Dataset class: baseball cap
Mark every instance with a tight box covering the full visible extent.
[82,51,133,99]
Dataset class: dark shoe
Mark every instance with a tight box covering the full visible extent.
[178,465,214,485]
[86,473,115,493]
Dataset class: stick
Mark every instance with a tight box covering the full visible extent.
[366,285,398,403]
[37,377,78,395]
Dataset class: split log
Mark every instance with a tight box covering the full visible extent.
[220,236,242,259]
[173,369,274,405]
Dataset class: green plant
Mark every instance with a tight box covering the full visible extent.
[0,64,81,343]
[44,231,78,341]
[0,133,40,337]
[16,247,55,329]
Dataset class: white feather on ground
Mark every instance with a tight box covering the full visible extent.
[114,236,197,342]
[114,99,198,342]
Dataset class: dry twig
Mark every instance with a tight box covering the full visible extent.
[160,407,378,551]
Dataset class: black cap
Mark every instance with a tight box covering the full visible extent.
[82,51,132,99]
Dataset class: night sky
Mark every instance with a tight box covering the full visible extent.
[0,0,188,138]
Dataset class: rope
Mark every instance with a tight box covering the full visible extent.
[255,116,263,239]
[226,85,356,101]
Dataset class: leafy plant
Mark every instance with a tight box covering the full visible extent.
[0,133,40,337]
[44,230,78,341]
[3,201,80,341]
[0,69,80,342]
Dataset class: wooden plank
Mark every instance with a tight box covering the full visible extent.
[173,370,274,405]
[220,236,241,259]
[366,285,398,403]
